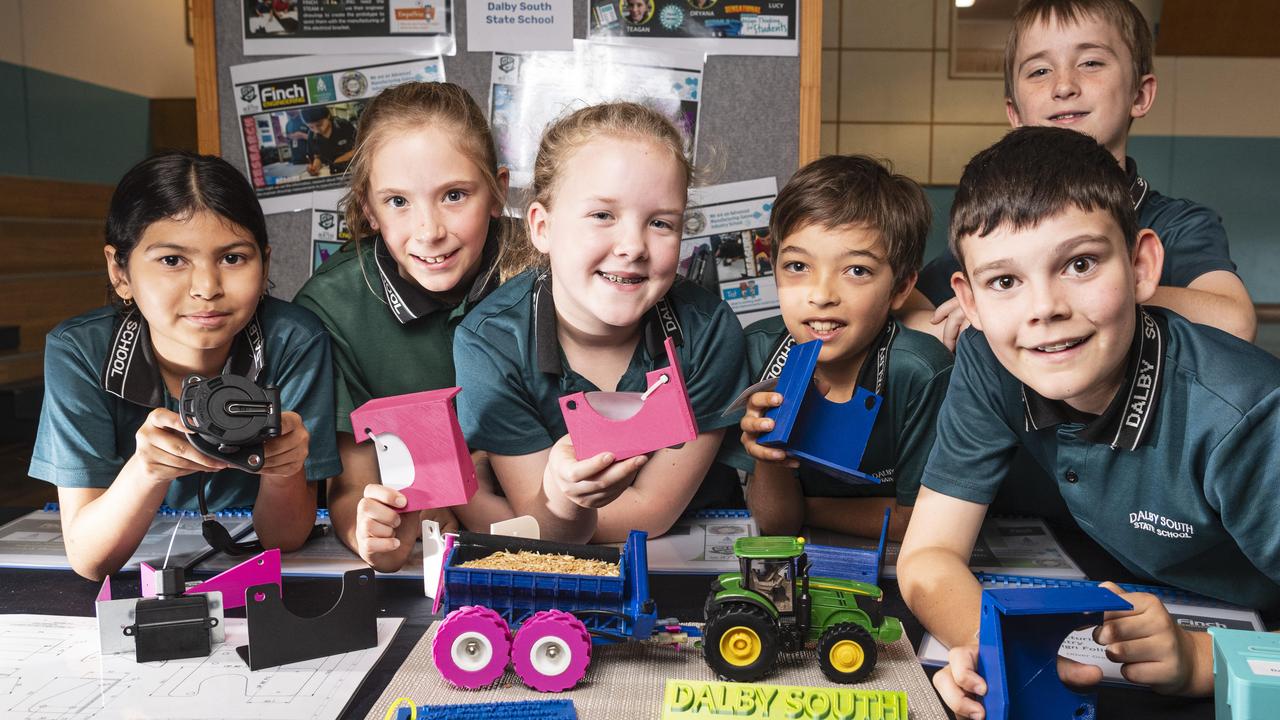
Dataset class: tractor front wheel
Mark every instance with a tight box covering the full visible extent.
[703,603,779,682]
[817,623,876,683]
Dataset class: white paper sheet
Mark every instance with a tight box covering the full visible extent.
[0,614,402,720]
[241,0,455,57]
[680,177,780,327]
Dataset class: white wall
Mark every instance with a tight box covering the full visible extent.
[3,0,195,97]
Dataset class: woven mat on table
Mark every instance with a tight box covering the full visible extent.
[363,622,946,719]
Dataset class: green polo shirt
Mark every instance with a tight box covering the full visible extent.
[453,270,749,508]
[29,297,342,512]
[923,307,1280,609]
[293,220,506,434]
[915,157,1237,306]
[719,317,952,506]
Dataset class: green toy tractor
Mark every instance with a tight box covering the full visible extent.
[702,535,903,684]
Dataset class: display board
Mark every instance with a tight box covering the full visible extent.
[197,0,816,299]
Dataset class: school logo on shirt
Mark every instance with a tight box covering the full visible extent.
[1128,510,1195,540]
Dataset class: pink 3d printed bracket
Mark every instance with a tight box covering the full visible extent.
[559,336,697,461]
[141,548,282,610]
[350,387,478,514]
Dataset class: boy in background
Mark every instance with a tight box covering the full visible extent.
[726,155,952,540]
[899,127,1280,718]
[902,0,1253,349]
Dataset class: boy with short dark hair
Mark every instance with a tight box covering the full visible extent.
[898,126,1280,718]
[901,0,1254,350]
[726,155,952,540]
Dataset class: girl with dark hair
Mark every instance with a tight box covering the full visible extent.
[30,151,342,580]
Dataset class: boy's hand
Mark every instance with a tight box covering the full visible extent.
[931,297,972,352]
[354,484,420,570]
[932,643,1105,719]
[739,391,798,468]
[131,408,229,483]
[260,411,309,479]
[543,434,647,510]
[1094,581,1210,694]
[932,645,987,720]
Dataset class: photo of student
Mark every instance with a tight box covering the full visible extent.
[725,155,952,541]
[898,127,1280,716]
[899,0,1254,351]
[302,105,358,177]
[283,110,311,166]
[624,0,652,24]
[453,102,749,545]
[294,82,532,573]
[29,152,342,580]
[247,0,299,35]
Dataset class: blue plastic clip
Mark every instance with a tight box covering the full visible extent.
[756,339,882,483]
[395,699,576,720]
[977,586,1131,720]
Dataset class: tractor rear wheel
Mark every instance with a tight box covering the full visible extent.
[817,623,876,683]
[703,603,779,682]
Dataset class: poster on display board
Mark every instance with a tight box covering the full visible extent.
[230,54,444,214]
[679,177,778,327]
[241,0,455,56]
[311,206,352,274]
[466,0,572,51]
[589,0,797,56]
[489,41,704,188]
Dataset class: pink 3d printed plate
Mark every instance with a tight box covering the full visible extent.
[559,337,697,461]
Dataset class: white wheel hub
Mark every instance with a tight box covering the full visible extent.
[529,635,572,676]
[451,631,494,671]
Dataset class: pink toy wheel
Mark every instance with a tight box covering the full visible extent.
[432,606,511,688]
[511,610,592,692]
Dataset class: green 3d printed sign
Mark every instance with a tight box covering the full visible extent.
[662,679,908,720]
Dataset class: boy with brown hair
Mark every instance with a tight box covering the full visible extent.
[724,155,952,540]
[899,127,1280,718]
[902,0,1254,350]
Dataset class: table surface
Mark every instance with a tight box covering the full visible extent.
[0,507,1217,720]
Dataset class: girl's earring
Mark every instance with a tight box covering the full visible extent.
[122,297,134,307]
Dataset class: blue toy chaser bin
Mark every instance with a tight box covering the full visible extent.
[433,530,666,692]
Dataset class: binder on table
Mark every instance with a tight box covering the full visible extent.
[0,503,255,571]
[645,508,758,574]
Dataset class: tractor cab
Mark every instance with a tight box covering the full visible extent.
[733,536,809,615]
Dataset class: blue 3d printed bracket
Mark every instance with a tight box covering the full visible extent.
[977,586,1132,720]
[756,339,882,483]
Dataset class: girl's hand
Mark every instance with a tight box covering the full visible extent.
[1094,581,1210,694]
[260,411,309,479]
[739,391,797,468]
[543,434,647,510]
[131,408,228,483]
[354,483,420,570]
